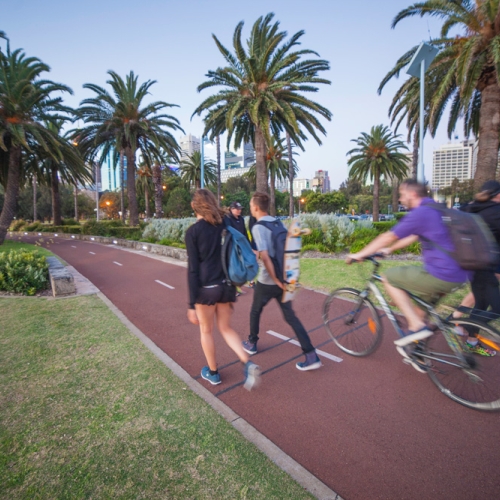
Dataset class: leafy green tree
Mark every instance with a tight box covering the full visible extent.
[305,191,348,214]
[223,175,252,195]
[164,187,192,218]
[193,13,332,193]
[75,71,183,225]
[179,150,216,189]
[383,0,500,190]
[347,125,409,221]
[0,34,73,243]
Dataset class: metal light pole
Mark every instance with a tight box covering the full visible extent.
[200,136,205,189]
[406,42,439,184]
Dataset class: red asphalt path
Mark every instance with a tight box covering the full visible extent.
[15,235,500,499]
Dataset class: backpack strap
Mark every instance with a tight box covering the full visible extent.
[220,228,232,285]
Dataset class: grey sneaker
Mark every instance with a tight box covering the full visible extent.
[242,340,257,355]
[296,351,322,371]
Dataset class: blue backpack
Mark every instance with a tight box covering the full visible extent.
[256,219,288,284]
[221,226,259,286]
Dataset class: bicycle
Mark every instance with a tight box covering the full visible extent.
[322,255,500,411]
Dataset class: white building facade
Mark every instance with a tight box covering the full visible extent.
[432,140,476,189]
[179,134,200,160]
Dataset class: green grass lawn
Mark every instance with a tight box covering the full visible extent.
[0,295,313,499]
[1,239,55,258]
[301,258,469,311]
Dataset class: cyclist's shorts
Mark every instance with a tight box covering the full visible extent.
[385,265,464,304]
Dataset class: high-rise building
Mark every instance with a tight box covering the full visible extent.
[432,140,476,189]
[219,142,255,182]
[179,133,200,160]
[312,170,330,193]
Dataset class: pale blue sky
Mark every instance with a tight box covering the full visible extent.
[1,0,463,188]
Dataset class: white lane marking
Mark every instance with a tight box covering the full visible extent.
[71,245,77,248]
[266,330,343,363]
[89,251,96,255]
[155,279,175,290]
[113,261,123,267]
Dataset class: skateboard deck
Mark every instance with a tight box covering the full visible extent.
[282,220,311,303]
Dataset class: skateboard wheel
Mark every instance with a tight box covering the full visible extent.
[291,228,301,236]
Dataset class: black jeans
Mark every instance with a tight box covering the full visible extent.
[249,282,315,353]
[470,270,500,323]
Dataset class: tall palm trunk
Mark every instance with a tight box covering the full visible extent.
[216,135,221,206]
[144,187,151,219]
[286,132,294,217]
[33,175,37,221]
[255,127,268,193]
[74,184,78,221]
[51,164,62,226]
[152,162,162,218]
[412,129,418,180]
[269,168,276,216]
[373,167,380,222]
[125,147,139,225]
[0,146,22,244]
[120,150,125,222]
[474,83,500,190]
[392,180,399,214]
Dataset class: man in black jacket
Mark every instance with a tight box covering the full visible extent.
[225,202,249,241]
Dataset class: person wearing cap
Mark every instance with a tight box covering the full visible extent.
[224,201,251,295]
[450,180,500,356]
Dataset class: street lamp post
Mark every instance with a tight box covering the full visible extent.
[406,42,439,184]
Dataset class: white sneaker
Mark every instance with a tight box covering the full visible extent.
[396,346,427,373]
[394,328,433,347]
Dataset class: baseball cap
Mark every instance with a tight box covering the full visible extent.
[480,180,500,197]
[230,201,243,209]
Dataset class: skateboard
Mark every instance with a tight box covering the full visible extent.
[282,220,311,303]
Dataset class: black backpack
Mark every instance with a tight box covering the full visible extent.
[424,204,500,271]
[256,219,288,283]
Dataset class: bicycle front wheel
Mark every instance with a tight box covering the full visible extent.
[323,288,382,356]
[426,318,500,411]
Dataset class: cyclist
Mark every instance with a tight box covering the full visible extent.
[347,179,470,365]
[185,189,261,390]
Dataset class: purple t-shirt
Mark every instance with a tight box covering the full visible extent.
[392,198,470,283]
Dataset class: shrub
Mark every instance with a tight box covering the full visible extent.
[62,226,82,234]
[0,250,49,295]
[301,243,332,254]
[299,213,356,252]
[158,237,186,249]
[25,221,42,231]
[373,221,397,233]
[108,227,143,240]
[10,220,27,231]
[61,218,80,226]
[394,212,407,221]
[143,218,196,244]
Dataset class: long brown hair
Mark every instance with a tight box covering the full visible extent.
[192,189,225,225]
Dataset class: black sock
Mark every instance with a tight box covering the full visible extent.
[209,369,218,376]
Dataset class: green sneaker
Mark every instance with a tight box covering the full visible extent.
[465,342,497,357]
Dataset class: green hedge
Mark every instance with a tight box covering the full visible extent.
[108,227,142,240]
[373,221,397,233]
[9,220,27,231]
[0,250,49,295]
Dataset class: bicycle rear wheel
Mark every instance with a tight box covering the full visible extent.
[323,288,382,356]
[426,318,500,411]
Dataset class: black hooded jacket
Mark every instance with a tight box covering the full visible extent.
[463,200,500,246]
[224,213,249,242]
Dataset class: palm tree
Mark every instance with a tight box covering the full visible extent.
[136,162,153,218]
[152,161,163,218]
[192,13,332,193]
[26,119,90,225]
[386,1,500,190]
[248,136,298,215]
[347,125,409,222]
[179,150,217,189]
[216,135,221,206]
[75,71,184,225]
[0,36,73,243]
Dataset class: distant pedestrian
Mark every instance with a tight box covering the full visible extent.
[242,192,322,371]
[185,189,261,389]
[224,201,250,296]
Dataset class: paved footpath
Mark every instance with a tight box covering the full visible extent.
[16,235,500,499]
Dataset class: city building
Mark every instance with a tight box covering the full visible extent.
[219,142,256,183]
[179,133,200,160]
[432,140,476,189]
[312,170,331,193]
[275,177,311,194]
[100,154,127,191]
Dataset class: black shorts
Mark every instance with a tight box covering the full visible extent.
[195,283,236,306]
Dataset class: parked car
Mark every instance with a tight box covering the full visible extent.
[348,215,359,221]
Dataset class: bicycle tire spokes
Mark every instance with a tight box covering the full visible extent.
[425,321,500,411]
[323,288,382,357]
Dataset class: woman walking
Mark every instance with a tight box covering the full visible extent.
[185,189,261,389]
